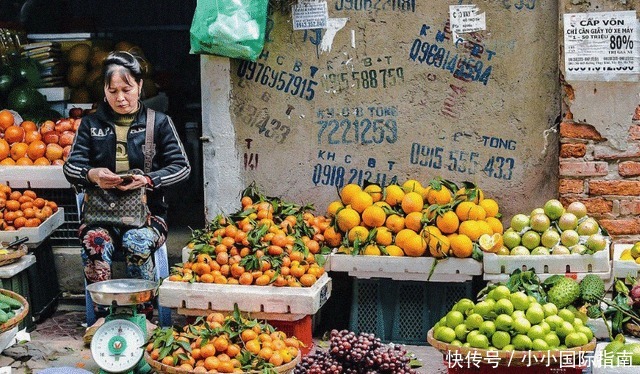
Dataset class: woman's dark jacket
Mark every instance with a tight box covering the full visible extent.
[63,102,191,219]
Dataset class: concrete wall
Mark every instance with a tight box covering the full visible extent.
[202,1,561,221]
[558,0,640,243]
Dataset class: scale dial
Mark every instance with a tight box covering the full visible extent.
[90,319,146,373]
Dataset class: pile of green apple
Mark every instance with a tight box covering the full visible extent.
[432,285,594,351]
[498,199,608,256]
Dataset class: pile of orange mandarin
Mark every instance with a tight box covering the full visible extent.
[170,184,330,287]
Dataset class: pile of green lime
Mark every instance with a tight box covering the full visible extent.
[432,285,593,351]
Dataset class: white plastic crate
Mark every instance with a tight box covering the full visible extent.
[483,248,611,275]
[0,166,71,189]
[327,253,481,282]
[159,272,332,316]
[612,244,640,280]
[0,208,64,245]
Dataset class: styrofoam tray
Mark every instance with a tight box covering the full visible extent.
[327,253,481,282]
[592,338,640,374]
[0,166,71,188]
[0,208,64,244]
[483,247,611,275]
[484,270,613,286]
[159,272,332,315]
[0,255,35,278]
[612,244,639,279]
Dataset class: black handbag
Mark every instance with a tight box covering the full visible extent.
[82,109,156,228]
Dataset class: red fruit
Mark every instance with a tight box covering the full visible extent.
[54,119,73,133]
[42,131,60,144]
[69,107,84,119]
[59,131,75,147]
[63,145,71,161]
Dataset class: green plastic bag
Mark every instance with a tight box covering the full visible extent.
[189,0,269,61]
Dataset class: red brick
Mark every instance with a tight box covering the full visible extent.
[594,143,640,160]
[629,125,640,140]
[559,122,605,141]
[559,197,612,214]
[559,161,608,177]
[599,218,640,235]
[634,106,640,121]
[558,179,584,194]
[620,200,640,215]
[560,143,586,158]
[589,180,640,196]
[619,161,640,177]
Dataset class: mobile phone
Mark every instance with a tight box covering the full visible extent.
[117,173,135,184]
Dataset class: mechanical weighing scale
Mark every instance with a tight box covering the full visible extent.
[86,279,158,374]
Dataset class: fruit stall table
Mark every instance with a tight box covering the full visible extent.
[326,253,483,345]
[0,166,69,321]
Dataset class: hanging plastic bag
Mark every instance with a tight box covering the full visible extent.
[189,0,269,61]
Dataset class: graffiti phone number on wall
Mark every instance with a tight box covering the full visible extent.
[409,142,515,180]
[313,164,398,188]
[317,119,398,145]
[322,68,404,91]
[237,61,318,101]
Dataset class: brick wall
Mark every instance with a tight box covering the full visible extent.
[558,108,640,243]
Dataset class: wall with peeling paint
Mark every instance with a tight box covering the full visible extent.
[201,1,560,221]
[558,1,640,242]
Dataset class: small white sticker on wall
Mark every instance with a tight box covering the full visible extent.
[292,1,329,30]
[449,4,486,43]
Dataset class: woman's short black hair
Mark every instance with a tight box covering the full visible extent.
[102,51,144,87]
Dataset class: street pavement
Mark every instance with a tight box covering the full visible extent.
[0,302,448,373]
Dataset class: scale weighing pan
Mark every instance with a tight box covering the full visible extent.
[86,279,158,306]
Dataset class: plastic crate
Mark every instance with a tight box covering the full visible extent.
[268,315,314,356]
[26,240,61,321]
[31,188,80,247]
[348,278,476,345]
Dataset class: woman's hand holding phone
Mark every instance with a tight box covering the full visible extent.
[116,173,146,190]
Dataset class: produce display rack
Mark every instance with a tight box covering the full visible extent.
[326,252,482,282]
[0,166,79,247]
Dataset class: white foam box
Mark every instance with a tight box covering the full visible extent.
[484,270,614,288]
[327,253,481,282]
[159,272,332,316]
[0,208,64,245]
[483,248,611,275]
[37,87,70,102]
[612,244,640,280]
[0,166,71,188]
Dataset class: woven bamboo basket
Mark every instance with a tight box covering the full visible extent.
[0,289,28,334]
[144,351,301,374]
[0,244,27,267]
[427,328,596,367]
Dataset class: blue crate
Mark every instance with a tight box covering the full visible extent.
[349,278,478,345]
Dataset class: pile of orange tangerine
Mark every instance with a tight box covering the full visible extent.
[0,109,80,166]
[327,178,504,259]
[0,183,59,231]
[146,309,301,372]
[171,188,329,287]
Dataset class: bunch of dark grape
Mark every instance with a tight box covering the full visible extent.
[294,329,418,374]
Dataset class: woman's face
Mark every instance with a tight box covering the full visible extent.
[104,71,142,115]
